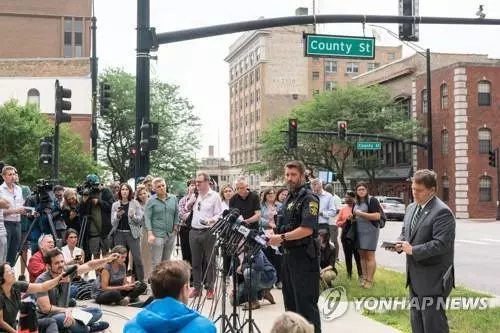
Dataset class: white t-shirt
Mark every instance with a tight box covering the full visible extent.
[62,245,83,263]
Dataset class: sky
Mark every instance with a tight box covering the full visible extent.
[95,0,500,160]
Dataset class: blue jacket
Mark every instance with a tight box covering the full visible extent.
[124,297,216,333]
[243,249,277,286]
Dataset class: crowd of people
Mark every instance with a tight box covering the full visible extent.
[0,160,389,333]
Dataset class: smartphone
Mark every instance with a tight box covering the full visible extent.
[75,255,82,261]
[200,219,208,226]
[117,206,123,211]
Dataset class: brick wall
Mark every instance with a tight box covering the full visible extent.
[45,114,92,153]
[0,59,90,77]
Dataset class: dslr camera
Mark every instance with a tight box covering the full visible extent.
[76,181,100,197]
[32,179,54,210]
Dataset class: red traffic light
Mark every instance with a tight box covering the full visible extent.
[131,148,137,156]
[338,121,347,129]
[290,119,297,128]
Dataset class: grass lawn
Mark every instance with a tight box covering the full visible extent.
[330,266,491,300]
[328,266,497,333]
[365,308,500,333]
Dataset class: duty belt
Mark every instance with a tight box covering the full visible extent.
[282,236,312,249]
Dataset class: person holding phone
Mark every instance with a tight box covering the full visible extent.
[61,229,84,266]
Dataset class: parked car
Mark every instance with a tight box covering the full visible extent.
[375,196,406,221]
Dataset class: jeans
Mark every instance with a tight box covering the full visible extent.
[95,283,147,305]
[236,269,274,304]
[0,234,7,263]
[114,231,145,281]
[5,221,21,266]
[51,307,102,333]
[150,233,176,269]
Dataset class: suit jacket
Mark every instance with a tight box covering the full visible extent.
[398,196,455,297]
[110,200,144,239]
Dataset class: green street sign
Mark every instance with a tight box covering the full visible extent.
[304,34,375,59]
[357,142,382,150]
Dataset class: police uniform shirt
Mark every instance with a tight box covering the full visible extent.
[282,187,319,236]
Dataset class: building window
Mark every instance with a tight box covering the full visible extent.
[388,52,396,60]
[346,62,359,73]
[255,68,260,82]
[440,83,448,109]
[312,72,320,80]
[396,142,409,164]
[27,89,40,106]
[395,96,411,118]
[325,81,336,91]
[292,94,298,100]
[442,177,449,202]
[74,18,83,57]
[255,109,260,121]
[244,76,248,88]
[421,89,428,113]
[250,112,254,122]
[325,61,337,73]
[478,80,491,106]
[250,131,254,143]
[479,176,492,201]
[63,18,73,57]
[250,93,254,105]
[367,62,380,71]
[64,17,83,58]
[478,128,491,153]
[256,90,260,102]
[313,90,320,95]
[249,72,254,85]
[244,96,248,107]
[249,52,254,65]
[441,130,449,155]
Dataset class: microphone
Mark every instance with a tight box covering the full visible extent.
[62,265,78,277]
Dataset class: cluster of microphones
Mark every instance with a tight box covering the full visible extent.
[210,208,269,257]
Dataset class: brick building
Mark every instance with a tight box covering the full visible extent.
[353,54,500,218]
[415,62,500,219]
[0,0,92,151]
[225,7,402,188]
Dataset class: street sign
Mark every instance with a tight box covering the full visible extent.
[304,34,375,59]
[357,142,382,150]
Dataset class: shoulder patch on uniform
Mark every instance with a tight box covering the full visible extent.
[309,201,319,216]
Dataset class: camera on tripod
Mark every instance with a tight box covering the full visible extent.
[32,179,54,210]
[76,181,100,197]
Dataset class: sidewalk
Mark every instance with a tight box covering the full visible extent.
[95,286,402,333]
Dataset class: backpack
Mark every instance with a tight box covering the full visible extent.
[368,196,386,229]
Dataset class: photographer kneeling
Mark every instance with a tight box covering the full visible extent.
[94,245,146,306]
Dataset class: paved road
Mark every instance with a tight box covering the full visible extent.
[375,219,500,296]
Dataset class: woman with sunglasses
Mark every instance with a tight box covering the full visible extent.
[0,262,63,333]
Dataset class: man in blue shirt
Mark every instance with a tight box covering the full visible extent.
[311,179,336,234]
[125,260,216,333]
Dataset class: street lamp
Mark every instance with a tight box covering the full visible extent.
[369,25,433,170]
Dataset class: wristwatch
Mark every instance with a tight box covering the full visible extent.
[280,233,286,242]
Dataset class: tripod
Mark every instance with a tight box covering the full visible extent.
[213,242,237,333]
[13,208,61,267]
[239,247,261,333]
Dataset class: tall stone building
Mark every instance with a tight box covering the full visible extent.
[225,8,402,189]
[0,0,92,150]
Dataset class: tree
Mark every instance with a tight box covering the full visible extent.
[260,85,421,191]
[98,68,201,182]
[0,100,99,186]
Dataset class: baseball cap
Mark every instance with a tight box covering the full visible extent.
[86,174,100,185]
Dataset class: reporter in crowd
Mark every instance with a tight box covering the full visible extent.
[0,262,64,333]
[94,245,146,306]
[110,183,144,282]
[61,229,84,266]
[60,189,81,235]
[135,185,152,282]
[124,260,216,333]
[35,249,118,333]
[318,229,337,290]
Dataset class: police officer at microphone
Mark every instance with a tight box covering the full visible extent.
[267,161,321,333]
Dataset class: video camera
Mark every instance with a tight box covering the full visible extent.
[210,209,268,257]
[32,179,54,210]
[76,181,100,197]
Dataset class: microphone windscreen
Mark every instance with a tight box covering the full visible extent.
[62,265,78,277]
[222,209,230,217]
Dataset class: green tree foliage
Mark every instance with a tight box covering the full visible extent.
[0,100,99,186]
[98,68,201,182]
[260,85,422,190]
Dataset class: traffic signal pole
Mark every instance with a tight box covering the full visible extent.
[135,0,152,180]
[91,6,98,162]
[496,147,500,220]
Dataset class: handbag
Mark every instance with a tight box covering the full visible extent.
[344,219,357,245]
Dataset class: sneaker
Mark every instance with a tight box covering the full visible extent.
[119,297,130,306]
[188,288,201,298]
[243,301,260,311]
[206,290,215,300]
[89,321,110,332]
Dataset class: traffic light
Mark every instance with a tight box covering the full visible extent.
[140,120,150,154]
[338,121,347,140]
[39,137,53,165]
[100,81,112,116]
[55,80,71,124]
[288,119,298,149]
[398,0,419,41]
[489,150,497,168]
[149,122,159,151]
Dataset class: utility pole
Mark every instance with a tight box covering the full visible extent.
[426,48,433,170]
[90,3,98,162]
[135,0,151,180]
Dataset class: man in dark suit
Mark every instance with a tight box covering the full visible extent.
[391,169,455,333]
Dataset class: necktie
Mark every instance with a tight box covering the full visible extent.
[410,205,422,233]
